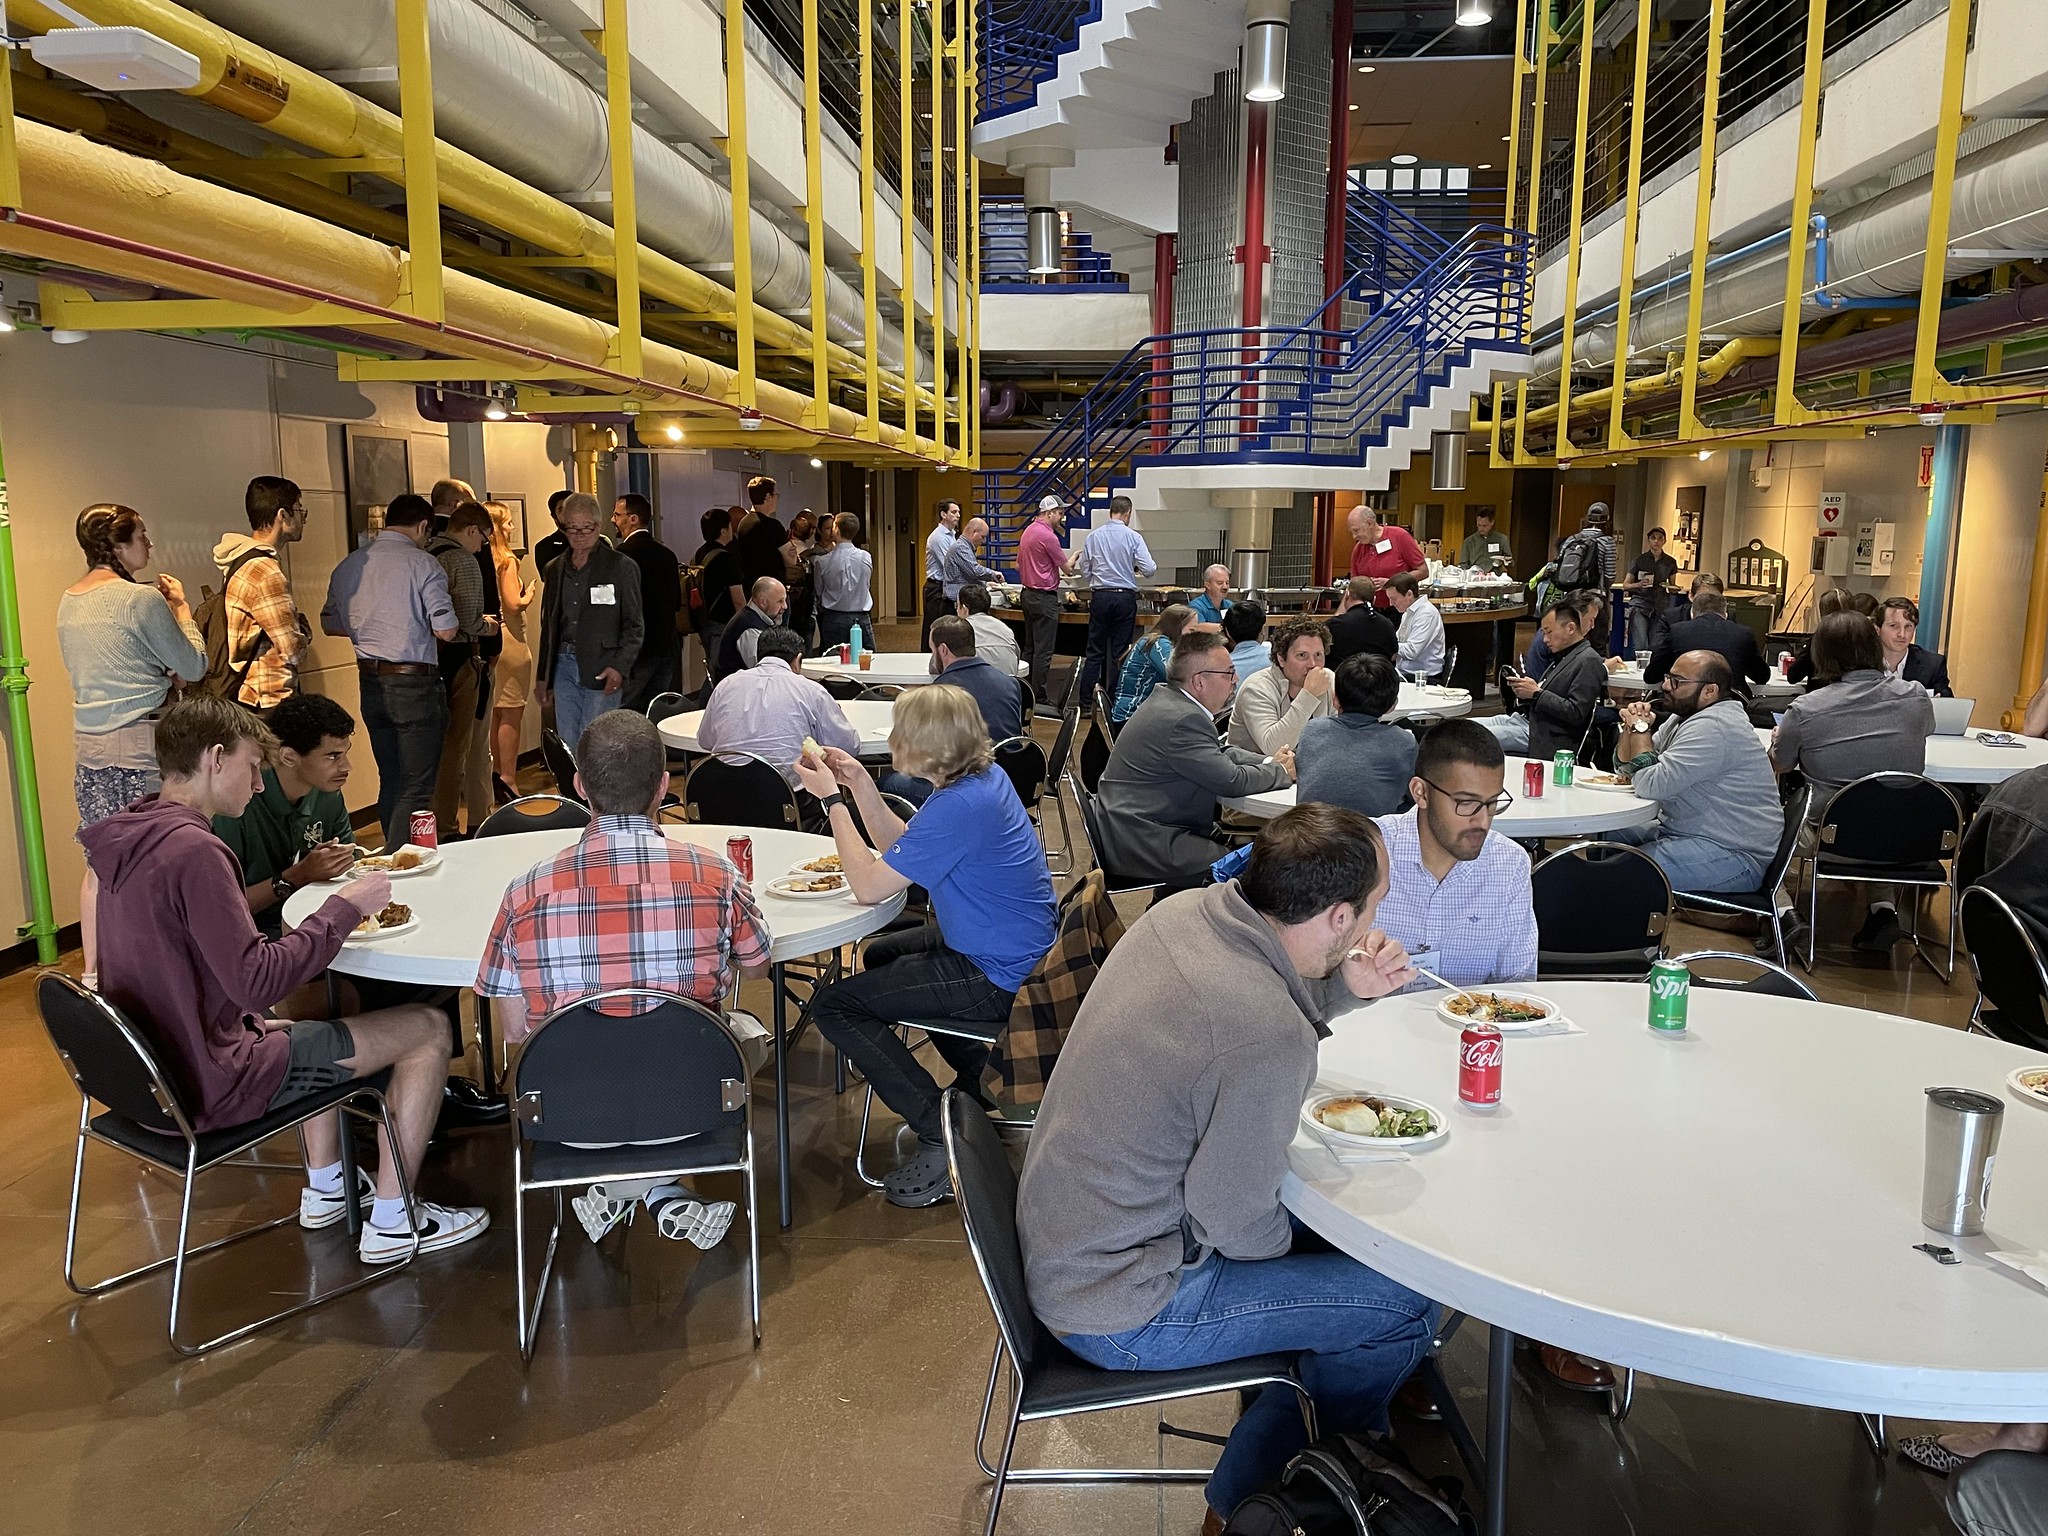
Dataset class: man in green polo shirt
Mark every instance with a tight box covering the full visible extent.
[214,691,360,936]
[1457,509,1513,572]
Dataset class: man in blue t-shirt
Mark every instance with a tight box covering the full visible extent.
[796,684,1057,1208]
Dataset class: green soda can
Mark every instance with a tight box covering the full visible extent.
[1648,958,1691,1033]
[1552,751,1575,787]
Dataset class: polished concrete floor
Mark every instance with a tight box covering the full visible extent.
[0,640,1989,1535]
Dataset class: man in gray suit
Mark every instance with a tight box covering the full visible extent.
[1093,632,1295,887]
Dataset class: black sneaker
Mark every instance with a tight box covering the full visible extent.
[1853,906,1906,953]
[439,1078,510,1129]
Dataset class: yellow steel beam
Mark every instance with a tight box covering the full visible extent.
[1912,0,1975,405]
[1511,6,1554,465]
[0,44,21,210]
[899,0,917,444]
[1772,0,1828,427]
[723,0,758,409]
[800,0,830,429]
[1552,0,1599,459]
[858,0,880,438]
[2012,446,2048,727]
[954,0,970,462]
[1605,0,1655,453]
[337,357,592,383]
[969,110,981,466]
[39,285,372,331]
[1490,0,1534,470]
[931,0,949,463]
[393,0,444,323]
[1676,0,1728,438]
[601,0,644,380]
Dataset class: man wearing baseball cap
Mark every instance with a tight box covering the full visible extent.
[1018,494,1077,705]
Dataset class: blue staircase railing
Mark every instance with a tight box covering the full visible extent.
[981,196,1127,289]
[977,225,1532,561]
[1345,180,1456,301]
[980,0,1103,118]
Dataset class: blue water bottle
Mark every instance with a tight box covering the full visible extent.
[849,623,864,664]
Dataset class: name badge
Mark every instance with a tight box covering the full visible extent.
[590,584,617,606]
[1374,538,1392,554]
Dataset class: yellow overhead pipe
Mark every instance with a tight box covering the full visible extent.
[7,0,933,417]
[1514,337,1777,431]
[0,117,925,455]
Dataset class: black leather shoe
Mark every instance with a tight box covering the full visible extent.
[439,1077,509,1128]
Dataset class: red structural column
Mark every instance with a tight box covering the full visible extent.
[1150,231,1177,448]
[1322,0,1354,306]
[1238,100,1271,436]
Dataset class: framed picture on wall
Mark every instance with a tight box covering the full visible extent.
[489,493,529,554]
[343,425,412,548]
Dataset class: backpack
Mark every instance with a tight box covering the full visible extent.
[1223,1433,1475,1536]
[1554,530,1602,592]
[192,547,277,701]
[678,560,706,635]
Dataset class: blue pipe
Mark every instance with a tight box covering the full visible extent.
[1810,213,1919,311]
[1920,424,1968,649]
[1529,227,1795,348]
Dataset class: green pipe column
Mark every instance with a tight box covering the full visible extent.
[0,438,59,963]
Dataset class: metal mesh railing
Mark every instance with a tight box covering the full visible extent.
[743,0,928,203]
[979,0,1101,116]
[980,197,1124,285]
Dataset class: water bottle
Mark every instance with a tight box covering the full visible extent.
[849,623,864,663]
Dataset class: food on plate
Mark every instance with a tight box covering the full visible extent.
[2017,1069,2048,1100]
[1443,991,1551,1024]
[1315,1095,1435,1139]
[782,874,846,894]
[798,853,843,873]
[1580,772,1630,787]
[355,901,413,935]
[355,847,426,872]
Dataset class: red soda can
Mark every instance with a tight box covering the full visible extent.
[1523,760,1545,798]
[408,808,438,851]
[726,835,754,883]
[838,642,852,664]
[1459,1023,1503,1111]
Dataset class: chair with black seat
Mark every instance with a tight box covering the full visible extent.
[993,735,1049,818]
[35,972,416,1356]
[819,675,867,702]
[541,727,583,803]
[1806,771,1964,979]
[851,1015,1005,1188]
[1436,643,1459,687]
[1533,840,1671,977]
[1016,675,1036,726]
[511,988,759,1357]
[1960,886,2048,1050]
[644,691,689,724]
[1090,684,1115,744]
[1672,784,1810,969]
[477,793,594,838]
[859,683,908,702]
[1037,706,1082,872]
[683,753,801,830]
[1074,786,1164,900]
[941,1089,1314,1535]
[1075,713,1113,796]
[1053,657,1082,716]
[1671,949,1818,1001]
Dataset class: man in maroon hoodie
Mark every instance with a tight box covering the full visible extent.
[80,698,489,1265]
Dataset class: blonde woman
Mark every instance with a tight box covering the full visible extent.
[486,499,536,803]
[793,684,1058,1206]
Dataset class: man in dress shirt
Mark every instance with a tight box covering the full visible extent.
[1387,572,1447,680]
[957,582,1021,680]
[921,499,962,649]
[943,516,1003,605]
[612,492,682,711]
[812,512,875,653]
[1016,496,1075,705]
[321,493,458,849]
[1075,495,1157,696]
[1347,508,1428,608]
[696,627,860,789]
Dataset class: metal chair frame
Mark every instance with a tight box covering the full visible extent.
[1532,839,1671,977]
[851,1017,1003,1188]
[1038,705,1082,873]
[859,683,908,702]
[511,987,760,1359]
[37,973,419,1356]
[541,727,583,803]
[1074,786,1165,900]
[1671,785,1810,969]
[1669,948,1819,1002]
[1960,885,2048,1043]
[643,690,689,723]
[682,752,802,830]
[476,793,594,838]
[1803,772,1963,980]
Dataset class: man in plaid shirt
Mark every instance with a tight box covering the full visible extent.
[476,710,771,1251]
[210,476,311,710]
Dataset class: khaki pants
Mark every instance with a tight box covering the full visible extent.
[432,658,481,838]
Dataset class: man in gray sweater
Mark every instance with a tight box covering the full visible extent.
[1608,650,1782,893]
[1017,805,1435,1529]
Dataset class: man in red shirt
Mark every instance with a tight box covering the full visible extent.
[1346,507,1427,608]
[1017,494,1076,704]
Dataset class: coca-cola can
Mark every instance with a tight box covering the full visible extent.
[408,809,438,852]
[1459,1023,1503,1111]
[1523,760,1545,798]
[726,835,754,884]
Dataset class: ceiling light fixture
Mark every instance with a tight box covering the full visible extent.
[1242,0,1290,102]
[1390,153,1418,166]
[809,456,824,469]
[1698,449,1713,460]
[50,328,90,345]
[666,423,684,442]
[1476,163,1492,170]
[1347,103,1358,112]
[483,398,508,421]
[1357,63,1375,73]
[1455,0,1494,25]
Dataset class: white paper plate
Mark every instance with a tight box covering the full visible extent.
[352,846,442,876]
[1301,1091,1448,1150]
[345,915,420,943]
[1435,988,1562,1032]
[2007,1066,2048,1109]
[766,875,853,900]
[1574,774,1635,794]
[787,855,845,876]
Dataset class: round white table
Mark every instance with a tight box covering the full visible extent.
[1224,757,1661,837]
[284,824,906,1227]
[1608,662,1804,701]
[1386,683,1472,722]
[1751,724,2048,785]
[657,699,896,759]
[1289,981,2048,1533]
[801,651,1028,687]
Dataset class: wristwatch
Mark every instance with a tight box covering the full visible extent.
[271,874,295,906]
[818,792,846,813]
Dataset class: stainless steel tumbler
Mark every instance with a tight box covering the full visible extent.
[1923,1087,2004,1236]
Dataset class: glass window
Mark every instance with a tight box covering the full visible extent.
[1419,168,1442,191]
[1365,168,1389,190]
[1448,166,1471,190]
[1392,168,1414,191]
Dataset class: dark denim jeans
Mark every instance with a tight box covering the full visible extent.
[357,670,447,850]
[1019,586,1061,703]
[1080,587,1137,698]
[818,607,873,654]
[1061,1223,1434,1517]
[811,926,1012,1143]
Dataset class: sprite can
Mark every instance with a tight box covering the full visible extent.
[1648,958,1691,1033]
[1552,751,1575,787]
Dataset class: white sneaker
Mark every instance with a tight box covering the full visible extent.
[571,1184,637,1244]
[298,1170,374,1230]
[650,1193,736,1250]
[358,1201,491,1264]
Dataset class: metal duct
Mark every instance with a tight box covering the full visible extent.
[1532,117,2048,380]
[1430,430,1466,491]
[187,0,917,376]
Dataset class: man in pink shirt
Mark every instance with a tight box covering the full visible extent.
[1346,507,1428,609]
[1017,494,1076,704]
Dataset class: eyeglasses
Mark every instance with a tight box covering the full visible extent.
[1420,777,1514,817]
[1193,668,1238,682]
[1663,672,1703,690]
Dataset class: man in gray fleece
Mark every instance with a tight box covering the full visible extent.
[1608,650,1782,893]
[1016,805,1435,1529]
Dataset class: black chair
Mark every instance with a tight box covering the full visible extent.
[511,988,759,1358]
[684,754,801,830]
[941,1090,1313,1535]
[819,675,867,702]
[1672,784,1811,969]
[1090,684,1114,746]
[1039,705,1082,872]
[993,735,1048,817]
[36,973,416,1355]
[1807,772,1964,979]
[1670,949,1818,1002]
[644,691,689,724]
[1533,840,1671,977]
[1960,886,2048,1050]
[1016,675,1036,725]
[851,1017,1004,1188]
[1053,657,1082,716]
[1075,715,1112,796]
[1437,643,1459,687]
[1075,786,1164,900]
[477,793,594,838]
[859,683,908,702]
[541,727,583,803]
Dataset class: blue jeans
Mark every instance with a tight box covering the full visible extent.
[552,647,623,755]
[1607,823,1763,894]
[1480,713,1531,754]
[877,767,934,806]
[1061,1235,1434,1516]
[357,669,447,850]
